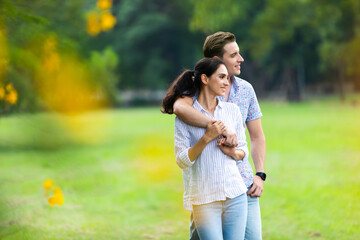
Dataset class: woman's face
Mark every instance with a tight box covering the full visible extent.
[205,64,229,96]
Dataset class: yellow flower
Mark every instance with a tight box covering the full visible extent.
[87,12,101,36]
[0,87,4,99]
[48,197,56,206]
[43,37,57,54]
[47,186,64,206]
[97,0,112,10]
[43,179,54,190]
[5,89,18,104]
[100,13,116,31]
[55,193,64,206]
[43,52,60,72]
[53,187,62,195]
[54,187,64,205]
[5,83,13,91]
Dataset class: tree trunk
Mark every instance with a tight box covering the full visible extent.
[285,67,302,102]
[338,60,345,101]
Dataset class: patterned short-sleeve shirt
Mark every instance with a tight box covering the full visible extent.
[218,76,262,187]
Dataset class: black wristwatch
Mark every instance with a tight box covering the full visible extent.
[256,172,266,181]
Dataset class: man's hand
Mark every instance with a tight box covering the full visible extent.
[217,141,245,160]
[247,175,264,197]
[221,128,238,147]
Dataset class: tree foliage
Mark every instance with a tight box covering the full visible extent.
[1,0,359,113]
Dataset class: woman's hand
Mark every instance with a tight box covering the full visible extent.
[204,120,226,143]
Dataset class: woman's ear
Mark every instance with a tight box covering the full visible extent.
[201,74,208,85]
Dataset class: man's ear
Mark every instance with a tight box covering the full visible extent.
[201,74,208,85]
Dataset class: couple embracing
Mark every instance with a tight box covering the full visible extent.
[162,32,266,240]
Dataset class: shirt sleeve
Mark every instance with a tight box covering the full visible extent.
[234,107,249,162]
[246,84,263,122]
[174,117,195,169]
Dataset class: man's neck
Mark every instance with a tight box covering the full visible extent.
[224,75,235,102]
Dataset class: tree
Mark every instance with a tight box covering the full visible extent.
[188,0,360,101]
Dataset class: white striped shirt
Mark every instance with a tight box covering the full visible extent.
[174,99,248,211]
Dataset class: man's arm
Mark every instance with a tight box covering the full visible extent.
[173,96,211,128]
[174,96,238,146]
[246,118,266,197]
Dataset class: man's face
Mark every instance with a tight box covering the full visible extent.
[221,41,244,77]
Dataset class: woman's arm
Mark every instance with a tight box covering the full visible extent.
[188,121,226,161]
[174,119,225,169]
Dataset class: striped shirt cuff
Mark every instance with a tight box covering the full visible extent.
[176,148,195,169]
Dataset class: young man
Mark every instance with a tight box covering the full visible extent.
[173,32,266,240]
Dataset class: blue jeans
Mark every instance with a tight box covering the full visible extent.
[190,191,262,240]
[192,193,247,240]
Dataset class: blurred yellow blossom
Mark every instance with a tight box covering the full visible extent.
[52,187,64,206]
[87,12,101,36]
[0,87,4,99]
[100,13,116,31]
[43,52,60,72]
[43,179,54,190]
[43,37,57,53]
[45,183,64,206]
[5,83,13,91]
[5,89,18,104]
[87,1,116,36]
[97,0,112,10]
[36,36,105,113]
[48,197,56,206]
[42,37,61,71]
[53,187,61,194]
[0,83,18,104]
[55,192,64,206]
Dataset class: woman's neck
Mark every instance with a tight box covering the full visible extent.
[197,89,218,116]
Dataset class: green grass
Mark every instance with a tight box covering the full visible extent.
[0,99,359,239]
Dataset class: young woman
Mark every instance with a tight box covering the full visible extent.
[162,58,249,240]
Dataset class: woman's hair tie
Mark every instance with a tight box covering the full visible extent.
[191,70,195,81]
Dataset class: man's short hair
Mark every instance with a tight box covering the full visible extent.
[203,32,236,58]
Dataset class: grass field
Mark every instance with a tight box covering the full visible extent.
[0,98,359,239]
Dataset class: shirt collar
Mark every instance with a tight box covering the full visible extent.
[193,97,223,114]
[231,76,241,87]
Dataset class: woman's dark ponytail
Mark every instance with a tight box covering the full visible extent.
[161,70,198,114]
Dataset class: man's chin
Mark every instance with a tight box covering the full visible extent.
[230,70,241,76]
